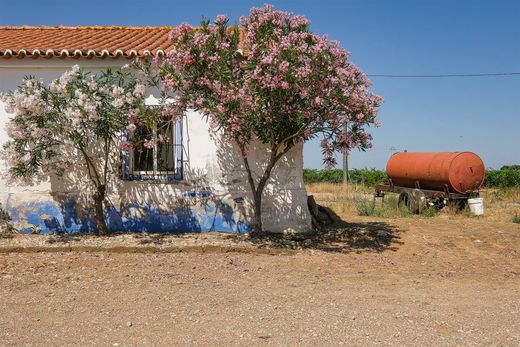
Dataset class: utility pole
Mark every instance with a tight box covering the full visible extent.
[342,122,349,184]
[343,150,349,184]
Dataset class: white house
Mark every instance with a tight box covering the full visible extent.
[0,26,312,234]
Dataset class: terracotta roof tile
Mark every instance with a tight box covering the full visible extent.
[0,26,173,59]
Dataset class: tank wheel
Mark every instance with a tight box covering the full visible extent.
[398,192,418,213]
[398,191,426,214]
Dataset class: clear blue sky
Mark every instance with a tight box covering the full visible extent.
[1,0,519,169]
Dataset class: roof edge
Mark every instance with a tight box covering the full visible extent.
[0,25,174,30]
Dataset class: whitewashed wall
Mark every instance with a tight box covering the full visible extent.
[0,59,312,234]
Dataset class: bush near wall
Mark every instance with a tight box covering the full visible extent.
[303,168,520,188]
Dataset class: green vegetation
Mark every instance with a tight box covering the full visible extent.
[512,214,520,224]
[303,168,520,188]
[500,165,520,170]
[354,196,437,218]
[303,168,387,186]
[483,169,520,188]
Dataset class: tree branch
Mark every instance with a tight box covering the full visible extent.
[103,137,110,186]
[272,120,312,155]
[78,146,101,188]
[241,154,257,196]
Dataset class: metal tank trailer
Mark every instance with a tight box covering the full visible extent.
[375,152,485,214]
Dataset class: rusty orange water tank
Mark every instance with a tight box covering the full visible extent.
[386,152,485,194]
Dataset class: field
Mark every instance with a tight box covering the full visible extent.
[307,182,520,223]
[0,184,519,346]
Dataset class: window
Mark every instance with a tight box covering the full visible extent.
[123,105,183,181]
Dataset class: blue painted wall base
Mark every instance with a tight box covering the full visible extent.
[4,193,251,234]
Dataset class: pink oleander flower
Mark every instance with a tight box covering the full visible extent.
[127,123,137,134]
[118,141,133,152]
[133,83,146,97]
[215,14,228,25]
[159,134,170,143]
[143,139,155,149]
[147,3,381,175]
[1,64,146,206]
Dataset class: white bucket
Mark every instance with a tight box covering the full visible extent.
[468,198,484,216]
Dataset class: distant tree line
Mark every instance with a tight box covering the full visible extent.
[483,168,520,188]
[500,165,520,170]
[303,168,520,188]
[303,168,387,186]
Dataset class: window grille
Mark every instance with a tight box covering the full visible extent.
[122,105,183,181]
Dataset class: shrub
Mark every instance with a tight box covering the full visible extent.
[147,5,382,236]
[354,196,417,218]
[1,67,144,235]
[355,199,377,216]
[303,168,387,186]
[512,214,520,224]
[484,169,520,188]
[419,206,439,217]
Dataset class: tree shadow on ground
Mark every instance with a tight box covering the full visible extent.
[44,231,184,245]
[245,204,403,253]
[43,204,402,253]
[132,232,187,245]
[46,234,83,244]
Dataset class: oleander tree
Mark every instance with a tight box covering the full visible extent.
[1,66,145,235]
[138,4,383,235]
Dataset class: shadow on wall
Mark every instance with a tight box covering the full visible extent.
[5,128,309,234]
[6,141,251,234]
[112,181,251,233]
[213,133,311,233]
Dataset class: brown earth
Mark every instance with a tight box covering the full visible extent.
[1,195,519,346]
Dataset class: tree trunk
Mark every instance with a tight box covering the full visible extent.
[250,191,263,237]
[93,185,109,235]
[242,142,295,237]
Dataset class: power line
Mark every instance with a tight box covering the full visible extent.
[367,72,520,78]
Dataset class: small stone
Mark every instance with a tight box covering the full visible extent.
[126,321,132,327]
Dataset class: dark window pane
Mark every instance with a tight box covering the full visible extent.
[133,124,154,172]
[157,121,175,172]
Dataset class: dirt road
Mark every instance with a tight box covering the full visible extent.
[1,215,519,346]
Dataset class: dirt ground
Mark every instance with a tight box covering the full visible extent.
[1,192,520,346]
